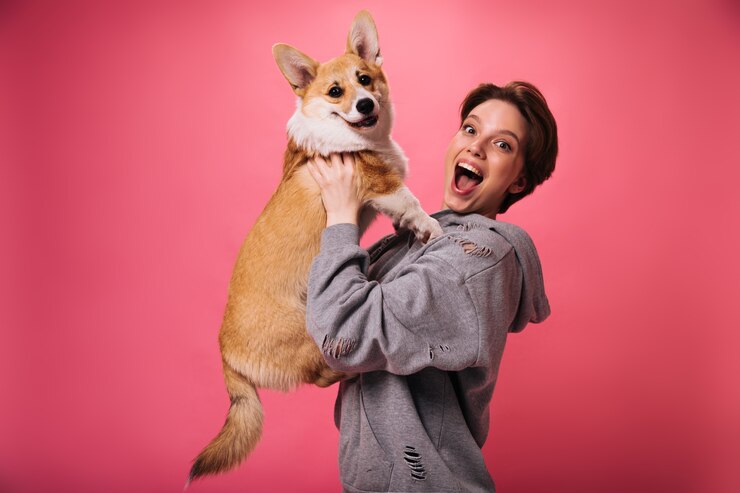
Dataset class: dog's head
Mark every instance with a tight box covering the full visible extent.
[273,11,394,155]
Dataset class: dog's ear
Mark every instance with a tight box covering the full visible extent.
[347,10,382,66]
[273,44,320,96]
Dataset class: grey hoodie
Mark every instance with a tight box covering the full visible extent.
[306,210,550,492]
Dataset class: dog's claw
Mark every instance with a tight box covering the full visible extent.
[405,214,442,244]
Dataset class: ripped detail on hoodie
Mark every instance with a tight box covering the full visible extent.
[322,334,357,358]
[456,222,490,232]
[446,234,492,257]
[403,445,427,481]
[428,343,451,361]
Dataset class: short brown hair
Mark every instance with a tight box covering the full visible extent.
[460,82,558,213]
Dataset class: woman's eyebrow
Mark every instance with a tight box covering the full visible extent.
[467,114,521,144]
[497,129,521,144]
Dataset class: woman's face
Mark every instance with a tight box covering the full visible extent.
[443,99,528,219]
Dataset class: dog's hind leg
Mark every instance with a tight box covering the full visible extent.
[313,364,348,387]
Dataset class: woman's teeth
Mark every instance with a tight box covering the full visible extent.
[457,162,481,177]
[454,162,483,192]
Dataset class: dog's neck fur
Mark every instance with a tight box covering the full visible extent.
[286,98,407,173]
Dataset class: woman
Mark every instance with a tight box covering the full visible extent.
[305,81,558,492]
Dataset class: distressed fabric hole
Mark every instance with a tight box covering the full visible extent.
[447,235,492,257]
[456,222,487,232]
[429,344,451,359]
[321,334,357,359]
[403,446,426,481]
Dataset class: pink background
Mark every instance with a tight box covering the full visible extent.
[2,0,739,492]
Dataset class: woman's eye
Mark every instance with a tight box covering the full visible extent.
[358,75,372,86]
[495,141,511,151]
[463,124,475,134]
[328,86,343,98]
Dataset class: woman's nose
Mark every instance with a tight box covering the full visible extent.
[467,140,485,159]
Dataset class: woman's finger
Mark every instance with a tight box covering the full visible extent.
[306,160,321,183]
[329,153,344,174]
[314,156,329,176]
[312,156,330,179]
[341,153,356,174]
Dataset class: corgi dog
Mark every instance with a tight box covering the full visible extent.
[188,10,442,483]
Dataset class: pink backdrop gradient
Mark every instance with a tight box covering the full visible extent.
[2,0,739,492]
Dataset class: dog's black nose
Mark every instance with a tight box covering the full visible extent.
[356,98,374,115]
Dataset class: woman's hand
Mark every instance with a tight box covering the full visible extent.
[306,153,361,227]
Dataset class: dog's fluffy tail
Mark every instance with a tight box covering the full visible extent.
[188,362,263,485]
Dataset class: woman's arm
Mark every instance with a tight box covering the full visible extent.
[305,154,515,374]
[306,222,484,374]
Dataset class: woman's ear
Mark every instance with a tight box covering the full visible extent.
[508,175,527,194]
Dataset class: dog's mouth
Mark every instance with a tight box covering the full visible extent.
[338,114,378,129]
[351,116,378,128]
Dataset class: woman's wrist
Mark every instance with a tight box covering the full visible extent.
[326,211,358,227]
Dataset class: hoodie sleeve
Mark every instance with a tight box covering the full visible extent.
[306,223,520,374]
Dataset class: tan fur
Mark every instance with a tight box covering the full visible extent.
[189,11,439,484]
[219,141,403,393]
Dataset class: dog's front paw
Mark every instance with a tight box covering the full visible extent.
[405,214,443,244]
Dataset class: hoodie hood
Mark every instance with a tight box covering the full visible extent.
[433,210,551,332]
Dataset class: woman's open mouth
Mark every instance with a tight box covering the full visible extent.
[453,162,483,194]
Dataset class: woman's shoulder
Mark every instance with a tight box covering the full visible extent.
[435,211,537,250]
[422,210,545,278]
[418,213,515,277]
[367,211,538,281]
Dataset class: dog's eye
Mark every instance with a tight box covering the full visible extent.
[358,75,372,86]
[328,86,343,98]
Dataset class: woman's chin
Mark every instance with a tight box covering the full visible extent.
[443,196,473,214]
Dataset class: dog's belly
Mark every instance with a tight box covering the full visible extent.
[218,170,330,389]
